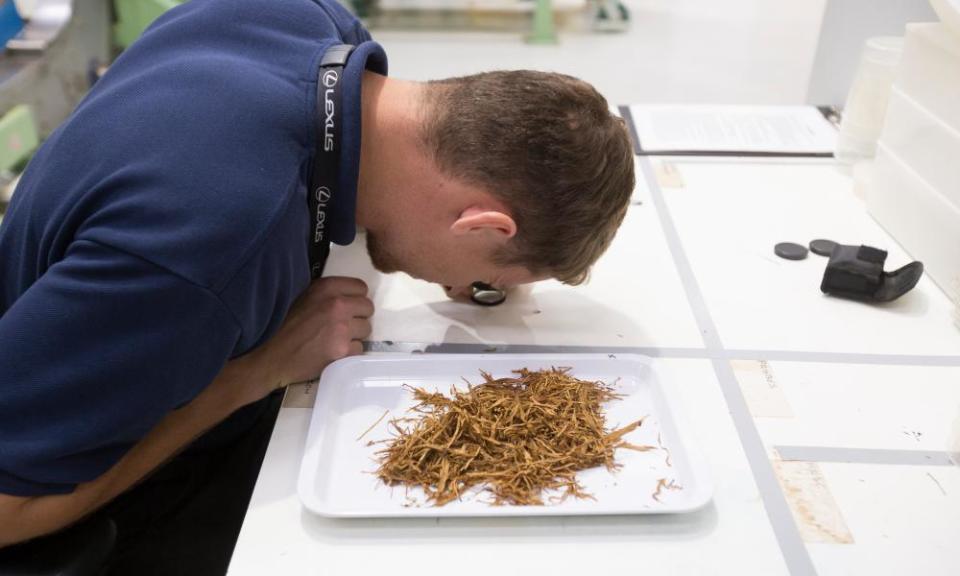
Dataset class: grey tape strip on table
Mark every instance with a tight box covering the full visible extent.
[637,156,818,576]
[724,349,960,367]
[364,342,960,367]
[363,341,709,358]
[776,446,956,467]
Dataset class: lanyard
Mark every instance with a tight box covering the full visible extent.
[308,44,355,279]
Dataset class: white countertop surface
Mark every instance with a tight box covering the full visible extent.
[228,156,960,576]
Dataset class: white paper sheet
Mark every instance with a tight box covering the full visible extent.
[628,105,838,155]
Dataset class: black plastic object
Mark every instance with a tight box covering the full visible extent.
[820,244,924,302]
[809,238,838,257]
[470,282,507,306]
[774,242,808,260]
[0,516,116,576]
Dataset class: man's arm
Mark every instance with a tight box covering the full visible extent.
[0,275,373,547]
[0,355,265,546]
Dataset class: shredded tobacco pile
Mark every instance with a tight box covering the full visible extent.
[373,367,648,506]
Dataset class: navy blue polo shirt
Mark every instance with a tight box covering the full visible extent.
[0,0,387,496]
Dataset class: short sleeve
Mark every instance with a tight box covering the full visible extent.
[0,240,241,496]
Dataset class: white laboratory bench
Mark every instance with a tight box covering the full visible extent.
[226,154,960,576]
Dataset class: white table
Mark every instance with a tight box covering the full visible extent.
[227,155,960,576]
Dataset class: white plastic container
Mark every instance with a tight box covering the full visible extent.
[867,143,960,301]
[895,23,960,133]
[930,0,960,38]
[879,87,960,207]
[835,36,904,164]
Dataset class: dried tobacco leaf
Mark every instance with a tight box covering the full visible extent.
[374,367,647,506]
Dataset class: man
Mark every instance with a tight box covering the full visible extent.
[0,0,634,572]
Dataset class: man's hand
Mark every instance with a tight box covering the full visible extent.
[241,276,373,401]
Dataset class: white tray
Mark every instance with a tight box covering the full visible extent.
[297,354,713,517]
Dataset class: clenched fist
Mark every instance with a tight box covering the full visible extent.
[237,276,373,403]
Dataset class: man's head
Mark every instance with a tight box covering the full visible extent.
[356,70,635,295]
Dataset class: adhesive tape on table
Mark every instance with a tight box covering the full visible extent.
[952,275,960,329]
[950,400,960,466]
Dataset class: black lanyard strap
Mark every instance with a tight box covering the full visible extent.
[308,44,355,279]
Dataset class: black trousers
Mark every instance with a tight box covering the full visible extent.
[96,390,283,576]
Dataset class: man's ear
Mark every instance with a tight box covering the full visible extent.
[450,206,517,239]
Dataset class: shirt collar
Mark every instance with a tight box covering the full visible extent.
[326,41,388,246]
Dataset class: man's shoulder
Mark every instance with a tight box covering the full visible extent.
[150,0,367,54]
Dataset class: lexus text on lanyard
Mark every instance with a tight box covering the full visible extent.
[308,44,355,279]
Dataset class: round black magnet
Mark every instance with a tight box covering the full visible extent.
[809,238,838,257]
[774,242,808,261]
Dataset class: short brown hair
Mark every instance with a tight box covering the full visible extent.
[421,71,635,284]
